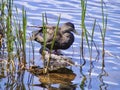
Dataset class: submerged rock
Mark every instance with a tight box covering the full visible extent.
[40,47,76,70]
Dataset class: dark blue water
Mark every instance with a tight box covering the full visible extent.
[1,0,120,90]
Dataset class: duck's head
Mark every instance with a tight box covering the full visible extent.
[62,22,79,35]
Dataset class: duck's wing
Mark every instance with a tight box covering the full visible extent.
[45,30,62,49]
[44,26,61,43]
[32,25,55,40]
[31,25,62,49]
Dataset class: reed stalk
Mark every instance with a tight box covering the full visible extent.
[100,0,107,67]
[89,19,96,60]
[45,14,61,72]
[6,0,14,62]
[50,15,61,51]
[41,13,47,68]
[80,0,87,66]
[21,7,27,64]
[81,0,98,62]
[0,1,5,51]
[14,6,27,65]
[0,0,6,29]
[0,0,27,72]
[42,13,47,53]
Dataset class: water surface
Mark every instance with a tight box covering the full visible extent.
[1,0,120,90]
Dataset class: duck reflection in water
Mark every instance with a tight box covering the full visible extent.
[28,66,76,90]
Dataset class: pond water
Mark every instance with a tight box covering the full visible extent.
[1,0,120,90]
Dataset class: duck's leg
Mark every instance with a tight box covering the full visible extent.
[54,49,62,55]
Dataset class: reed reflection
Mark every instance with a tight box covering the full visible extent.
[98,65,108,90]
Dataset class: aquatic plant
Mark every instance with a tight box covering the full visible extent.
[13,6,27,66]
[80,0,87,66]
[40,13,61,72]
[80,0,107,65]
[100,0,107,67]
[80,0,107,88]
[41,13,47,68]
[0,0,27,73]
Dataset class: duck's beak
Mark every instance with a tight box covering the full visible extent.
[73,29,80,35]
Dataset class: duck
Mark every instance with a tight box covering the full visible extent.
[31,22,78,51]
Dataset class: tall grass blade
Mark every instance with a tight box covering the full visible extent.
[22,7,27,64]
[80,0,87,66]
[42,13,47,52]
[50,14,61,51]
[45,15,61,72]
[90,19,96,59]
[100,0,107,67]
[22,7,27,44]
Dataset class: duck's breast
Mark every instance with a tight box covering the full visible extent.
[59,32,74,49]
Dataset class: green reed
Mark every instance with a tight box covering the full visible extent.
[80,0,107,63]
[13,6,27,65]
[42,13,47,53]
[6,0,14,61]
[80,0,98,63]
[0,0,27,71]
[50,15,61,51]
[80,0,89,87]
[0,0,5,50]
[80,0,100,65]
[41,13,47,68]
[80,0,87,66]
[41,13,61,72]
[46,14,61,71]
[0,0,15,72]
[80,0,107,88]
[100,0,107,67]
[21,7,27,64]
[0,0,6,28]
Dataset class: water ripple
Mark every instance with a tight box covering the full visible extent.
[13,0,120,90]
